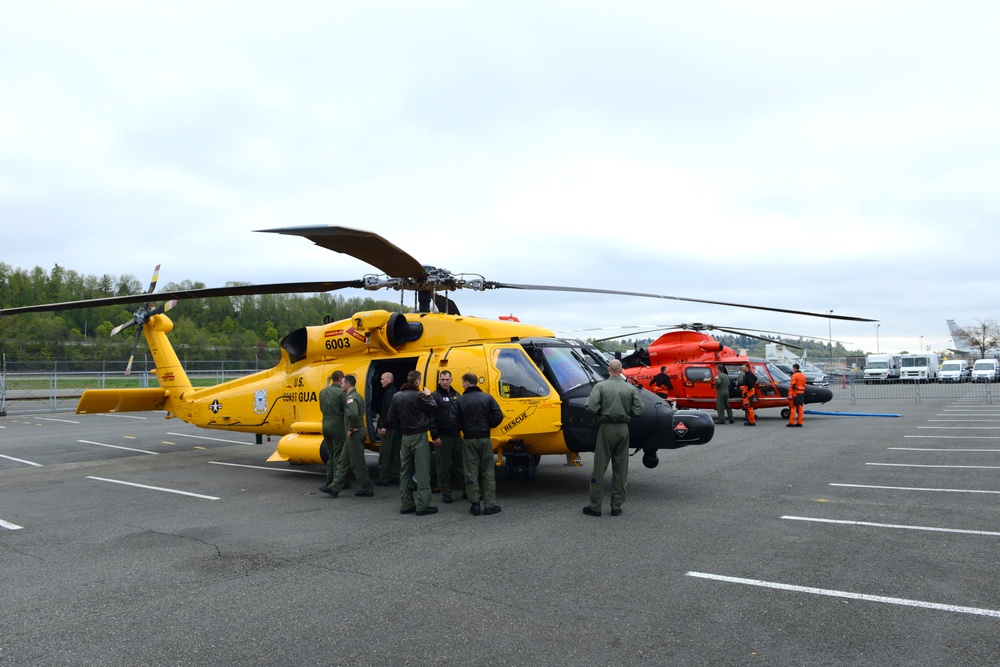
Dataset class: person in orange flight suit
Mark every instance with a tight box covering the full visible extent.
[738,363,757,426]
[787,363,807,427]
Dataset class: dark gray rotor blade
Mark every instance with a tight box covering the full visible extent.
[0,280,365,316]
[490,282,877,322]
[711,326,805,349]
[259,225,428,279]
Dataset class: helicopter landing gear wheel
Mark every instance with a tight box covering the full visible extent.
[642,449,659,469]
[504,442,536,481]
[781,408,790,419]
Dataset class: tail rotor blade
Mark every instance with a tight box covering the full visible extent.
[110,320,134,337]
[124,326,143,377]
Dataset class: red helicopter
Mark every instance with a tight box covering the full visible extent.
[612,324,834,420]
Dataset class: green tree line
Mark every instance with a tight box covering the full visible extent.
[0,262,410,363]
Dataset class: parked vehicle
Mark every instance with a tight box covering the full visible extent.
[939,359,971,383]
[773,363,829,387]
[971,358,1000,382]
[899,353,939,382]
[863,354,902,383]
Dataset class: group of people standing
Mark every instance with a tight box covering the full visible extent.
[316,358,650,519]
[712,363,807,427]
[318,368,504,517]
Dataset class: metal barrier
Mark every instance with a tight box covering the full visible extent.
[828,379,994,405]
[0,368,257,415]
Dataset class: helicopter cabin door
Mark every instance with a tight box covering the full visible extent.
[750,362,779,399]
[366,357,421,444]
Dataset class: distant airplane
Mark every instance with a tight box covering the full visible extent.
[946,319,1000,358]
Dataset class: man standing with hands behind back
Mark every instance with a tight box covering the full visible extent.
[583,359,643,517]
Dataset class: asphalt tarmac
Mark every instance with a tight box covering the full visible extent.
[2,398,999,666]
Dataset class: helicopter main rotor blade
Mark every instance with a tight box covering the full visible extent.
[490,283,877,323]
[0,280,365,316]
[710,326,805,350]
[259,225,428,279]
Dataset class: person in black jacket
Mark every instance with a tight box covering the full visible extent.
[432,370,463,503]
[387,370,440,516]
[452,372,504,516]
[375,372,400,486]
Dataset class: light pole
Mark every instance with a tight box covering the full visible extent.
[920,335,923,354]
[876,324,880,354]
[827,310,834,366]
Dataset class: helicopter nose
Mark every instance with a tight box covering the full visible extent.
[804,385,833,404]
[629,391,714,450]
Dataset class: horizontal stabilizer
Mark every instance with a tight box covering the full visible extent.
[77,389,168,414]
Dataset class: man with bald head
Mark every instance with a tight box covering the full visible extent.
[583,358,643,517]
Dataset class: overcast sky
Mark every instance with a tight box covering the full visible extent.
[2,1,997,355]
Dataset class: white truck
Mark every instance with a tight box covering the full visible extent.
[863,354,902,383]
[899,353,940,382]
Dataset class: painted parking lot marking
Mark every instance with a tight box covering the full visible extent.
[0,454,43,466]
[36,417,81,424]
[782,515,1000,537]
[167,432,253,445]
[208,461,323,475]
[78,440,158,455]
[890,447,1000,452]
[1,519,24,530]
[87,476,220,500]
[686,572,1000,618]
[867,462,1000,470]
[831,483,1000,495]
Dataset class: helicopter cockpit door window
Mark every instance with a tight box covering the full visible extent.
[684,366,714,386]
[752,362,778,397]
[493,347,550,399]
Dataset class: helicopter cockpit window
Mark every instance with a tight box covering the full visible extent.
[538,346,605,393]
[685,367,714,383]
[766,363,790,381]
[494,348,550,399]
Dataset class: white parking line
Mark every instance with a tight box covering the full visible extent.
[208,461,323,475]
[890,447,1000,452]
[78,440,158,455]
[0,454,43,466]
[905,435,1000,439]
[36,417,81,424]
[867,462,1000,470]
[97,413,148,420]
[927,419,1000,422]
[87,476,220,500]
[918,426,1000,429]
[167,432,254,445]
[831,483,1000,495]
[782,515,1000,537]
[1,519,24,530]
[686,572,1000,618]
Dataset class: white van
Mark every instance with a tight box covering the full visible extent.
[939,360,970,383]
[971,359,1000,382]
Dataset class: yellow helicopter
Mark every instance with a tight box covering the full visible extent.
[0,226,874,479]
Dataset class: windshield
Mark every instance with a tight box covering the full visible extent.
[766,363,790,381]
[537,345,607,393]
[902,357,928,367]
[867,362,888,370]
[941,362,962,371]
[973,361,995,371]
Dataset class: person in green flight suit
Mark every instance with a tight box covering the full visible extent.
[329,374,374,497]
[713,364,734,424]
[583,358,643,517]
[318,370,350,496]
